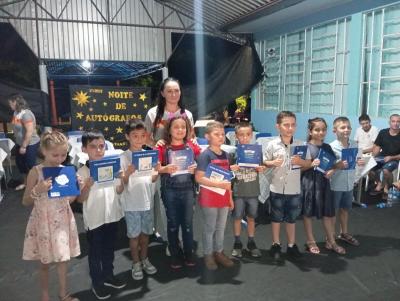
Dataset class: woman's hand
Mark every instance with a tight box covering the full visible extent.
[19,146,27,155]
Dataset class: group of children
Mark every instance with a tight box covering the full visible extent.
[21,110,365,301]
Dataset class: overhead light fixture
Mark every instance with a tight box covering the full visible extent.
[82,60,91,69]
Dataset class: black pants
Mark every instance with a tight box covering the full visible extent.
[86,222,118,286]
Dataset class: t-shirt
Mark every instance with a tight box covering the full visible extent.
[144,106,194,142]
[77,165,124,230]
[374,128,400,157]
[156,141,201,164]
[231,152,260,198]
[354,126,379,152]
[197,148,231,208]
[11,109,40,146]
[119,149,155,211]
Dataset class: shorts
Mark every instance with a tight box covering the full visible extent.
[270,192,302,224]
[373,159,399,173]
[233,197,259,219]
[332,191,353,209]
[125,210,153,238]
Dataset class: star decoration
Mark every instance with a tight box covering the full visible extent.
[103,102,107,106]
[110,136,114,141]
[144,104,148,109]
[133,103,137,107]
[89,107,93,112]
[76,112,84,119]
[92,99,97,103]
[116,127,123,134]
[104,127,109,132]
[139,93,147,101]
[79,126,83,131]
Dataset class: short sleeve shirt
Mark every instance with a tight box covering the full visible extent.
[354,126,379,152]
[144,106,194,142]
[374,128,400,157]
[11,109,40,146]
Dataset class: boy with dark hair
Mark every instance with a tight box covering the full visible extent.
[120,119,159,280]
[354,113,378,154]
[78,130,126,300]
[264,111,311,262]
[230,122,266,258]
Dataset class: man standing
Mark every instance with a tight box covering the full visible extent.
[354,114,379,154]
[371,114,400,195]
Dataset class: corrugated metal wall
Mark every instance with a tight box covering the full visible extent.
[0,0,195,62]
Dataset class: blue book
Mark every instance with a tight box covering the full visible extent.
[89,156,121,184]
[168,148,194,176]
[342,148,359,170]
[132,150,159,176]
[42,166,80,198]
[237,144,262,168]
[315,148,336,174]
[291,145,308,169]
[201,164,233,195]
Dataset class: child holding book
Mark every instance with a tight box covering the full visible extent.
[156,116,201,269]
[120,119,159,280]
[195,121,234,270]
[264,111,310,262]
[230,122,266,258]
[22,131,81,301]
[301,118,345,255]
[77,130,126,300]
[329,117,364,248]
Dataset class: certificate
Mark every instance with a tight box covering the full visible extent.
[168,148,194,176]
[291,145,307,169]
[89,156,120,184]
[42,166,80,198]
[132,150,159,176]
[342,148,359,170]
[237,144,262,168]
[200,163,233,195]
[315,148,336,174]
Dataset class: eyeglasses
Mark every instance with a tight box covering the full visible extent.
[87,143,105,151]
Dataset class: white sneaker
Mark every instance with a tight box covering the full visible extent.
[131,262,143,280]
[142,258,157,275]
[165,245,171,257]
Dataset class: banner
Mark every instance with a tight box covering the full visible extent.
[70,85,150,148]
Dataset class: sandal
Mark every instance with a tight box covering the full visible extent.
[305,241,320,254]
[59,294,79,301]
[338,233,360,246]
[325,241,346,255]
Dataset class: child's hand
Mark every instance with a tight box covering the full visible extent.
[230,164,240,172]
[256,165,266,173]
[311,158,320,167]
[325,169,335,179]
[357,157,365,166]
[125,164,135,177]
[35,177,52,193]
[273,157,284,167]
[164,164,178,174]
[228,197,234,211]
[337,160,348,169]
[291,155,303,166]
[154,162,161,172]
[155,139,166,147]
[83,177,95,189]
[218,180,232,191]
[188,163,197,174]
[77,175,85,190]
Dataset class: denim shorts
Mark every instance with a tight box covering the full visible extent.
[125,210,153,238]
[233,197,259,219]
[332,191,353,209]
[379,160,399,172]
[270,192,302,223]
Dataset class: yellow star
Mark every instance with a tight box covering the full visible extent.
[92,99,97,103]
[78,126,84,131]
[139,93,147,101]
[104,127,109,132]
[72,91,90,106]
[133,103,137,107]
[103,102,107,106]
[89,107,93,112]
[116,127,123,134]
[76,112,84,119]
[144,104,148,109]
[110,136,114,141]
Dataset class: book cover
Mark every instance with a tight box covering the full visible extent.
[291,145,308,169]
[168,148,194,176]
[132,150,159,176]
[89,156,121,184]
[315,148,336,174]
[237,144,262,168]
[342,147,359,170]
[42,166,80,198]
[200,163,233,195]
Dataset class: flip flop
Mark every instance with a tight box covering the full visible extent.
[338,233,360,246]
[305,241,320,254]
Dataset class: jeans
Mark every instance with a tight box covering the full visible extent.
[15,142,39,174]
[86,222,118,286]
[201,206,229,255]
[161,188,195,257]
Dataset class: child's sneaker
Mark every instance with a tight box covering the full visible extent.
[204,254,218,270]
[287,244,303,259]
[104,275,126,289]
[131,262,143,280]
[231,242,243,258]
[92,284,111,300]
[170,256,183,269]
[214,251,234,267]
[247,241,261,258]
[142,257,157,275]
[269,243,282,262]
[184,253,197,267]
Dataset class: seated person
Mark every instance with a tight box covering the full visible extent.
[370,114,400,195]
[354,114,379,155]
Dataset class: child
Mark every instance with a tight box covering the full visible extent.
[77,130,126,300]
[230,122,266,258]
[195,121,234,270]
[330,117,364,248]
[120,119,158,280]
[264,111,310,262]
[22,131,81,301]
[301,118,345,255]
[156,116,201,268]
